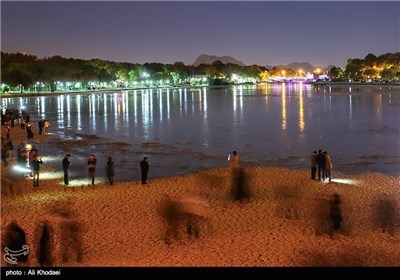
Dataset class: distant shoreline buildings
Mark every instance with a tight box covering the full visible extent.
[1,51,398,94]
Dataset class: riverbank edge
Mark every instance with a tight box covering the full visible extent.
[1,82,399,99]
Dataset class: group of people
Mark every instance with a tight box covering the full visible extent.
[61,154,150,186]
[310,150,334,182]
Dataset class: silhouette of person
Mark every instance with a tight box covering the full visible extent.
[316,149,326,181]
[310,151,317,180]
[63,154,71,185]
[87,154,97,185]
[106,157,115,185]
[32,155,43,187]
[140,157,149,185]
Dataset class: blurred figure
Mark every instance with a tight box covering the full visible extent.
[1,144,8,167]
[373,195,398,236]
[159,195,209,245]
[230,168,250,202]
[1,139,13,167]
[140,157,149,185]
[324,151,333,182]
[17,141,27,167]
[1,222,28,266]
[330,193,343,230]
[26,122,34,140]
[20,115,25,129]
[62,154,71,185]
[106,157,115,185]
[49,206,83,264]
[229,150,239,169]
[310,151,317,180]
[32,155,43,187]
[87,154,97,185]
[6,124,11,140]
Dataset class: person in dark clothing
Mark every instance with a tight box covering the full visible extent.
[32,155,43,187]
[26,122,34,140]
[38,120,44,135]
[140,157,149,185]
[106,157,115,185]
[310,151,317,180]
[63,154,71,185]
[87,154,97,185]
[316,149,326,181]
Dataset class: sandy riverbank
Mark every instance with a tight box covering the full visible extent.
[1,121,399,267]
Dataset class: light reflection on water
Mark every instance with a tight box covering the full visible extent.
[2,84,399,182]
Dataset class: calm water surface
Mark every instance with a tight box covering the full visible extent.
[2,84,399,182]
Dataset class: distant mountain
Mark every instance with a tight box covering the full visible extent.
[324,65,336,72]
[286,62,315,73]
[192,55,335,72]
[266,62,336,73]
[193,54,246,66]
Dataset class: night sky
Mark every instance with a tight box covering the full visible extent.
[1,1,399,67]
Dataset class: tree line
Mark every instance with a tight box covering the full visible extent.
[1,51,399,93]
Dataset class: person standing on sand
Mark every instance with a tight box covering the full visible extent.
[63,154,71,185]
[229,151,239,169]
[43,120,50,135]
[324,151,333,182]
[106,157,115,185]
[140,157,149,185]
[26,122,34,140]
[28,148,38,177]
[38,119,43,135]
[32,155,43,187]
[310,151,317,180]
[316,149,325,181]
[87,154,97,185]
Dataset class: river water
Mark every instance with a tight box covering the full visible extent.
[2,83,399,182]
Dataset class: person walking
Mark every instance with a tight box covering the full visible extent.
[63,154,71,185]
[87,154,97,185]
[140,157,149,185]
[106,157,115,185]
[31,155,43,187]
[310,151,317,180]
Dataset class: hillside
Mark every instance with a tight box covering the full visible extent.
[193,54,246,66]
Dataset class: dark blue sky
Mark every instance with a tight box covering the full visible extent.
[1,1,399,67]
